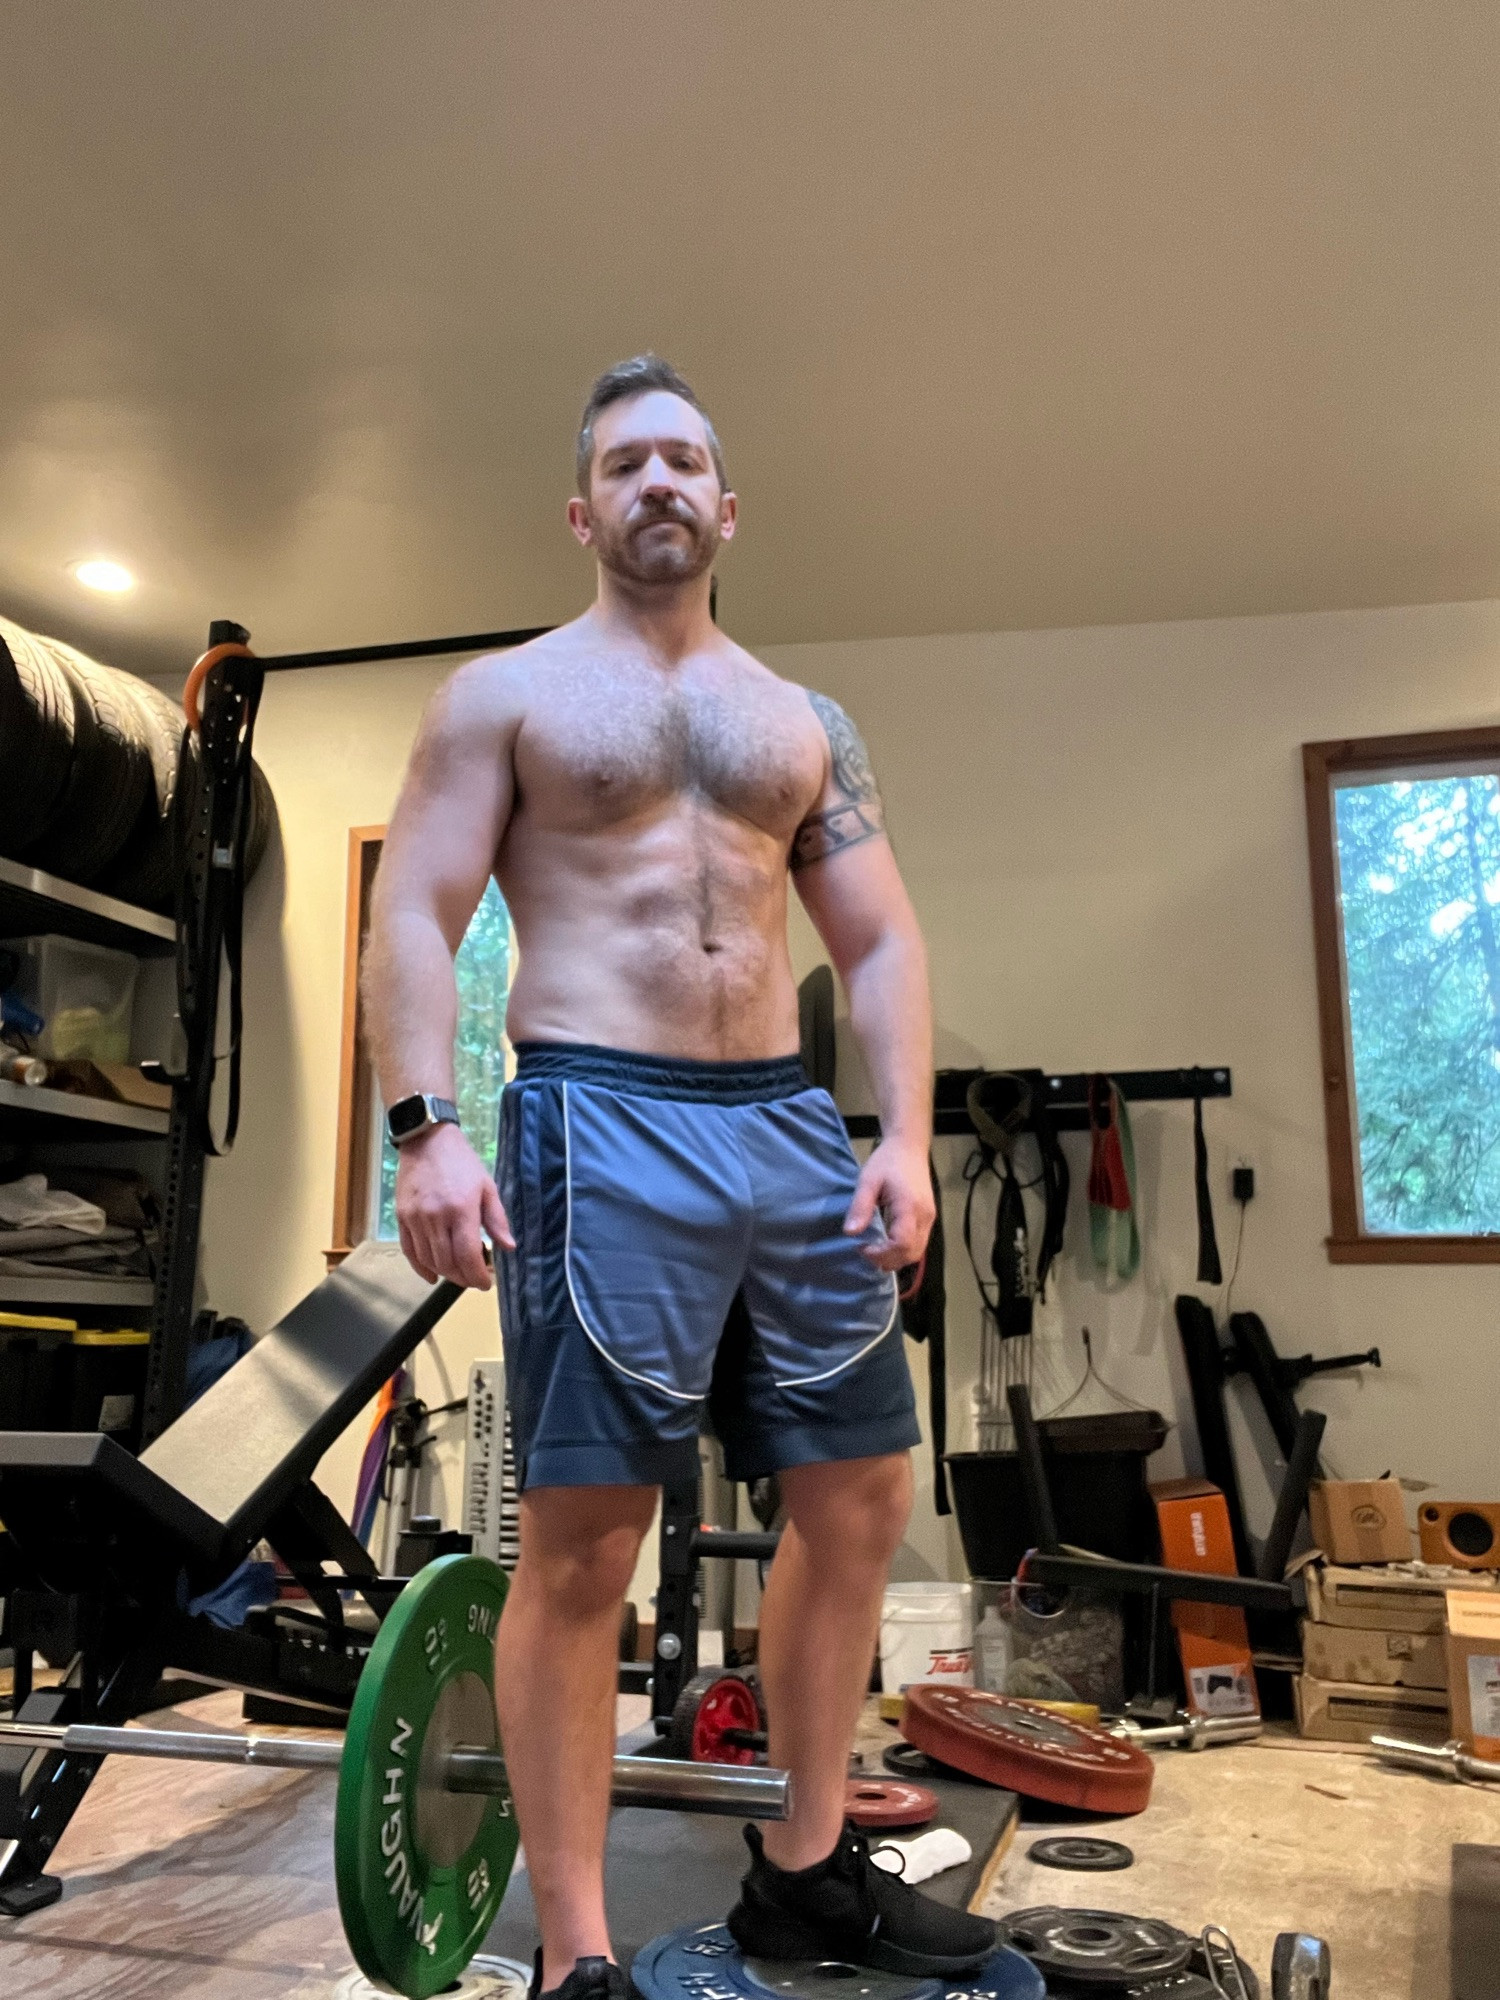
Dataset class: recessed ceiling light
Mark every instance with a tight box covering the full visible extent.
[70,558,136,594]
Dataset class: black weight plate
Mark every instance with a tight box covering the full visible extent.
[999,1908,1194,1988]
[1048,1978,1220,2000]
[632,1922,1045,2000]
[882,1740,988,1786]
[1049,1948,1260,1999]
[1028,1836,1135,1872]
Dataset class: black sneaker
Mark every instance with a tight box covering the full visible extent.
[527,1951,631,2000]
[726,1823,998,1975]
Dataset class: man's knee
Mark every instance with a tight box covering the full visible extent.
[515,1487,655,1615]
[783,1454,913,1568]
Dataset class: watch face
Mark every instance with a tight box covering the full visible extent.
[388,1095,430,1141]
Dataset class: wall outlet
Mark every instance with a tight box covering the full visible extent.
[1231,1164,1255,1203]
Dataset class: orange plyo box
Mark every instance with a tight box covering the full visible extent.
[1151,1476,1260,1719]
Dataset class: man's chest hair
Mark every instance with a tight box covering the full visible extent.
[517,665,822,833]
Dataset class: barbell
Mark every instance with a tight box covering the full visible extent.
[0,1554,789,1999]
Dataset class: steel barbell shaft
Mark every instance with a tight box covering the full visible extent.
[444,1745,789,1817]
[0,1720,792,1819]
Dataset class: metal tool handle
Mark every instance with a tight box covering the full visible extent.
[1007,1383,1061,1555]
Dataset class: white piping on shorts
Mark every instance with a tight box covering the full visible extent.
[769,1270,900,1388]
[562,1080,701,1403]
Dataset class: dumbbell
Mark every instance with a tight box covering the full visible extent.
[0,1555,788,1999]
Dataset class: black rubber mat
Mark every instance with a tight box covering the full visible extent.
[1452,1844,1500,2000]
[484,1764,1021,1966]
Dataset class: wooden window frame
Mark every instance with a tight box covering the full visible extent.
[329,826,386,1267]
[1304,725,1500,1264]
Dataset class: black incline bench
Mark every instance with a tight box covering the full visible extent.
[0,1239,458,1915]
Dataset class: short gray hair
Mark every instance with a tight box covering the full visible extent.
[575,354,727,497]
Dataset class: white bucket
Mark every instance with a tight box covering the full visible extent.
[879,1580,974,1693]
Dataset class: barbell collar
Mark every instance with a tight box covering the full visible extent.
[0,1720,792,1818]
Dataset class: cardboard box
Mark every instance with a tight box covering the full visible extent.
[1151,1477,1258,1718]
[1301,1617,1448,1691]
[1446,1589,1500,1760]
[1308,1479,1413,1566]
[1295,1673,1449,1745]
[1304,1561,1500,1634]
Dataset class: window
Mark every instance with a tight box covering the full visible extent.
[330,828,514,1262]
[1304,727,1500,1262]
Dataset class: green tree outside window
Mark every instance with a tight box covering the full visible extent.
[1336,770,1500,1233]
[374,879,512,1239]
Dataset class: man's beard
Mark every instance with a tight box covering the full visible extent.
[592,502,719,587]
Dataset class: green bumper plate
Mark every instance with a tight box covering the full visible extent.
[336,1553,517,1998]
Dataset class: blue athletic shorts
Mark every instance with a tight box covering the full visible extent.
[494,1042,920,1490]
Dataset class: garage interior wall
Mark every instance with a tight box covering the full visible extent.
[188,594,1500,1601]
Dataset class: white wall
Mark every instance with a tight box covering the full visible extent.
[200,597,1500,1590]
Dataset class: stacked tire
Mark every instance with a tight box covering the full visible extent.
[0,614,273,912]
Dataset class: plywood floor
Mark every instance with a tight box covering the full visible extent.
[0,1696,1491,1998]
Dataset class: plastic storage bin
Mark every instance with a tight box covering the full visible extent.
[0,1311,77,1428]
[946,1407,1169,1582]
[14,934,139,1062]
[973,1576,1125,1710]
[63,1328,150,1447]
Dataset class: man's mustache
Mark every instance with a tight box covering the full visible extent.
[630,501,697,531]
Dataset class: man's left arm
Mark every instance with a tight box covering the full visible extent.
[792,691,934,1271]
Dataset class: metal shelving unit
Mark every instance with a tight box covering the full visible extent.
[0,1275,155,1308]
[0,856,175,958]
[0,1078,169,1136]
[1,861,176,1335]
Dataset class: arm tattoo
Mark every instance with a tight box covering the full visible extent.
[791,690,887,870]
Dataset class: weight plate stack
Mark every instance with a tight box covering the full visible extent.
[998,1907,1194,1988]
[881,1740,990,1787]
[335,1554,518,1999]
[903,1686,1154,1815]
[631,1922,1047,2000]
[1047,1962,1260,2000]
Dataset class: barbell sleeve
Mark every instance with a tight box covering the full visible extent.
[1371,1734,1500,1786]
[0,1720,792,1819]
[0,1721,343,1770]
[1113,1715,1263,1750]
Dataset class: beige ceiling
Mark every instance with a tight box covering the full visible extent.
[1,2,1497,675]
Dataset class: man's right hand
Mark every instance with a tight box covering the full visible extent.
[395,1121,515,1290]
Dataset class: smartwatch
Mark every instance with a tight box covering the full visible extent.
[386,1093,461,1148]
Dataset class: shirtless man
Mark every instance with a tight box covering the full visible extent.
[364,356,996,2000]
